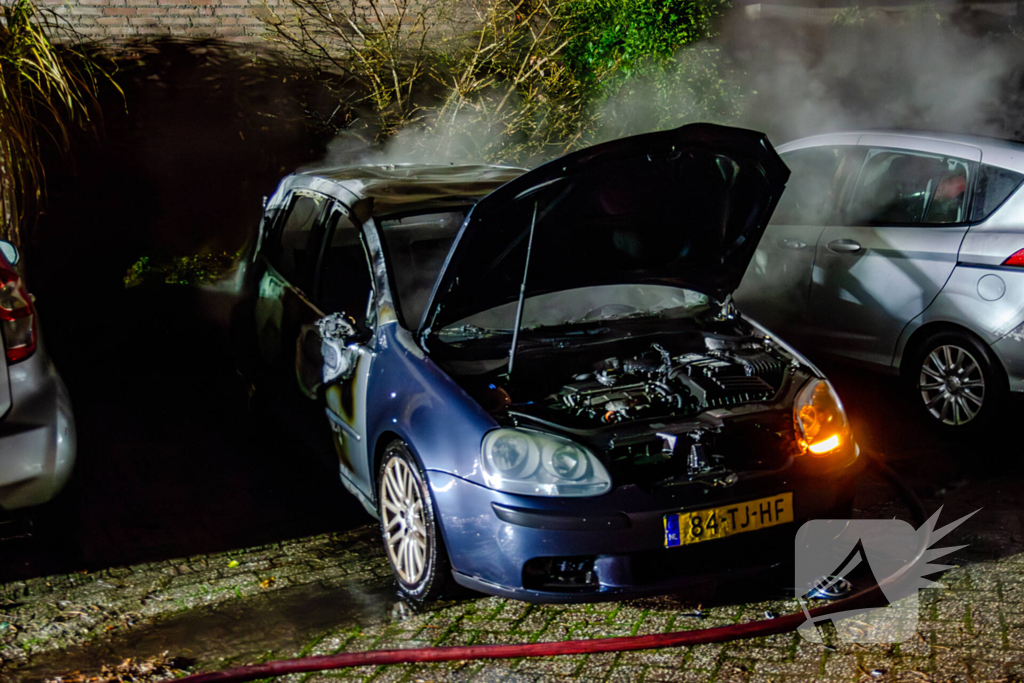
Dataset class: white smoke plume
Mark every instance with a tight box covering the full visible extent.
[723,7,1024,145]
[312,4,1024,169]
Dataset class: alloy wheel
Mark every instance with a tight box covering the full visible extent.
[918,344,986,426]
[807,575,854,600]
[380,456,429,585]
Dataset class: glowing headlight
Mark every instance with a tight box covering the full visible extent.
[481,429,611,497]
[794,379,850,456]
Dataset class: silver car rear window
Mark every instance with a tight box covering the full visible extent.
[971,164,1024,223]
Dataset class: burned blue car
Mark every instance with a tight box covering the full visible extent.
[241,123,862,604]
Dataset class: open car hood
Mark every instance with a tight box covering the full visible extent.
[420,123,790,337]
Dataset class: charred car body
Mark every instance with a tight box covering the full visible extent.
[240,124,861,603]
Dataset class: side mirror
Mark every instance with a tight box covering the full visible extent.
[0,240,19,266]
[317,312,370,383]
[317,311,357,342]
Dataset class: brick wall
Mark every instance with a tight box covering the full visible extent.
[38,0,475,47]
[40,0,274,42]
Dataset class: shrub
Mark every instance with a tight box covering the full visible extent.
[560,0,727,83]
[0,0,114,245]
[258,0,735,164]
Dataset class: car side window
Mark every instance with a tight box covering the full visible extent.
[314,208,374,330]
[774,147,850,225]
[254,201,284,258]
[271,193,326,289]
[846,148,971,226]
[971,164,1024,222]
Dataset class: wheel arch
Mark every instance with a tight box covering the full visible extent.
[372,428,462,591]
[897,320,1007,382]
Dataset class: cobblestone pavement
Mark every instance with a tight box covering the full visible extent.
[3,485,1023,683]
[2,293,1023,682]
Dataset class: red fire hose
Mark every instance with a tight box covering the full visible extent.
[179,453,929,683]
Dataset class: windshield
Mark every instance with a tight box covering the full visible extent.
[378,210,468,328]
[439,284,710,338]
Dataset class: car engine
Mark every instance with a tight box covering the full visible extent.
[549,336,788,425]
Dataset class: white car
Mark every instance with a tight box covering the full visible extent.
[0,239,76,511]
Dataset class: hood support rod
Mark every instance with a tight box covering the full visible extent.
[507,201,538,379]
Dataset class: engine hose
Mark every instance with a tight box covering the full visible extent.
[177,450,928,683]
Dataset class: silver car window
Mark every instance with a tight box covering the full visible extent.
[775,147,850,226]
[846,149,971,226]
[971,164,1024,222]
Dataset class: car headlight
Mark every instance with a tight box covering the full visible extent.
[481,429,612,497]
[794,379,850,456]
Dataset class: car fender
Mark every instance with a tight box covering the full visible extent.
[892,264,1024,370]
[364,323,498,495]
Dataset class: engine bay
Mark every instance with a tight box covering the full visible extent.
[548,335,789,426]
[436,316,808,487]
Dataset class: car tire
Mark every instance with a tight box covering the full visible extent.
[904,330,1007,433]
[377,440,453,604]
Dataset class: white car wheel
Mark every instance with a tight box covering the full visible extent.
[377,440,454,602]
[381,455,429,584]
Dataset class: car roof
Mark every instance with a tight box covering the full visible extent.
[777,130,1024,171]
[293,163,527,217]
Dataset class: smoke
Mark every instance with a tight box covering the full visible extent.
[588,6,1024,149]
[310,4,1024,170]
[305,90,534,170]
[721,7,1024,145]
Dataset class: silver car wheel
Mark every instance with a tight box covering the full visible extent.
[380,456,429,585]
[919,344,985,426]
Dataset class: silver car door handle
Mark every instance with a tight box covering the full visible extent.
[827,239,862,254]
[778,238,807,250]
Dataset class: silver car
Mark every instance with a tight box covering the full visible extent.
[0,240,76,511]
[736,131,1024,431]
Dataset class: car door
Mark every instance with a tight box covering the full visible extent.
[735,144,855,346]
[254,190,331,392]
[805,137,981,367]
[305,205,377,501]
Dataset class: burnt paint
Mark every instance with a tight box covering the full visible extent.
[326,363,359,424]
[248,161,864,601]
[326,362,361,475]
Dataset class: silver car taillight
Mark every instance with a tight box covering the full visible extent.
[1004,249,1024,267]
[0,266,36,363]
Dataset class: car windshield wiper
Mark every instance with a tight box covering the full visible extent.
[539,305,706,329]
[437,324,512,340]
[439,309,692,343]
[529,326,614,345]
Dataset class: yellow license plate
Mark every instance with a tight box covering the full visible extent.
[664,492,794,548]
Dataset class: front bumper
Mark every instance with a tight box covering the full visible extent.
[0,346,77,510]
[428,447,862,603]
